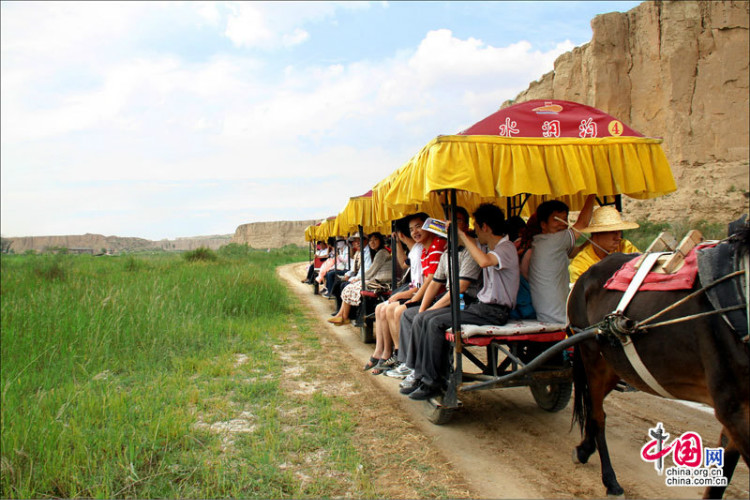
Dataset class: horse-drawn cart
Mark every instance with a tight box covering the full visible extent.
[373,99,676,423]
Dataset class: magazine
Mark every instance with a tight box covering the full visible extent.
[422,217,447,238]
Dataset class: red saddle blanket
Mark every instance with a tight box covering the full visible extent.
[604,243,716,292]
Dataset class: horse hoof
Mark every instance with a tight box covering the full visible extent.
[606,487,625,497]
[572,448,590,464]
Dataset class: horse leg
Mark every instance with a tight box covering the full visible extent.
[703,429,741,499]
[711,385,750,464]
[573,341,624,496]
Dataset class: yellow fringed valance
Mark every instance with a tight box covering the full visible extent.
[381,135,676,214]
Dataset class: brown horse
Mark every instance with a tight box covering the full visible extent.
[567,230,749,498]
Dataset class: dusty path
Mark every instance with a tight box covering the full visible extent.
[279,262,749,499]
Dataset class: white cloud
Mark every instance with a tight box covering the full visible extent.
[223,1,353,49]
[1,1,577,238]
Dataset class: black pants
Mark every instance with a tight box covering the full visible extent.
[413,302,509,388]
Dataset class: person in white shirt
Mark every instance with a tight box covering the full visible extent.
[402,203,520,401]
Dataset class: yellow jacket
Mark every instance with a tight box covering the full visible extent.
[569,239,639,283]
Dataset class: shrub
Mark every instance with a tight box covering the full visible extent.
[124,256,147,272]
[182,247,218,262]
[33,255,68,281]
[217,242,251,258]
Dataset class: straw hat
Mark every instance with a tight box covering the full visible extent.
[580,206,639,233]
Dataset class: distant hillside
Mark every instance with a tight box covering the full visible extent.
[5,233,233,254]
[3,219,320,254]
[231,219,319,248]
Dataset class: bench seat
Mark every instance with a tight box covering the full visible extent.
[446,320,567,346]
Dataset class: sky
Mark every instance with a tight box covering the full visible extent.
[1,1,641,240]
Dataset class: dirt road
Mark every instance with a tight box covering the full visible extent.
[279,263,749,499]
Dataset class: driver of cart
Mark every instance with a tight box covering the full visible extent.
[364,215,424,373]
[365,213,446,373]
[402,203,519,401]
[391,206,481,381]
[568,206,640,284]
[525,194,596,324]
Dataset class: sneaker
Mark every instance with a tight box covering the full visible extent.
[399,373,416,388]
[381,354,398,368]
[372,355,398,375]
[386,364,412,379]
[408,383,441,401]
[399,382,420,395]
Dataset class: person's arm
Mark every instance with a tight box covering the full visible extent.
[458,229,498,268]
[520,249,532,280]
[388,287,417,303]
[427,278,472,311]
[395,233,410,271]
[364,249,389,280]
[418,279,443,312]
[572,194,597,233]
[568,195,597,259]
[408,274,434,304]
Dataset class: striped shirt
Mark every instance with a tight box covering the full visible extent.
[421,237,447,278]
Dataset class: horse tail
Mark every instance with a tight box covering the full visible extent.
[572,343,591,436]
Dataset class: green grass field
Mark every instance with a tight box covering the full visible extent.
[0,246,381,498]
[0,218,733,498]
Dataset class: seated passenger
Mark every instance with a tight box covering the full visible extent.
[320,239,349,296]
[315,238,337,288]
[527,195,595,324]
[303,241,329,284]
[569,206,640,283]
[364,215,424,372]
[328,233,391,325]
[402,203,520,400]
[371,214,447,372]
[512,214,540,320]
[393,206,481,381]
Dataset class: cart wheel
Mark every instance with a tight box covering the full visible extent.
[424,400,455,425]
[530,381,573,412]
[313,282,320,295]
[360,321,375,344]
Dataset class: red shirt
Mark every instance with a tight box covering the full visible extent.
[421,237,447,278]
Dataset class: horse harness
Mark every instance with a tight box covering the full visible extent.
[593,236,749,399]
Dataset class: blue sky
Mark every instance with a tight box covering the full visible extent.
[1,1,641,239]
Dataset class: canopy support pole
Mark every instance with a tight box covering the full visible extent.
[444,189,462,408]
[358,225,366,327]
[391,220,398,291]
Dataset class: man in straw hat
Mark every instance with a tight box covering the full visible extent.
[568,206,640,283]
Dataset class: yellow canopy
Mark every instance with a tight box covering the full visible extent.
[380,135,675,215]
[335,191,392,236]
[304,224,319,242]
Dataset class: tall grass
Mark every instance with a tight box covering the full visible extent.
[1,247,379,498]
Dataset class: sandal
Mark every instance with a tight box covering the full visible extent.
[371,360,386,375]
[363,357,379,371]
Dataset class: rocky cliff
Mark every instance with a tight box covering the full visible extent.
[6,233,233,254]
[231,219,319,248]
[504,0,749,223]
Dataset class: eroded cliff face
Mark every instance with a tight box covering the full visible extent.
[231,219,319,248]
[7,233,233,254]
[505,0,749,223]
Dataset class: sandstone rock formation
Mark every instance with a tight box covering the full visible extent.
[231,219,319,249]
[6,233,233,254]
[504,0,749,223]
